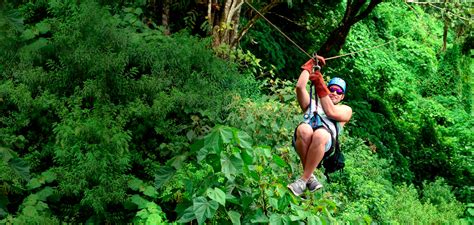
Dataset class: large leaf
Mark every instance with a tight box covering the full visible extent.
[203,126,233,155]
[130,194,148,209]
[0,147,14,162]
[235,130,253,149]
[9,157,30,181]
[250,208,269,223]
[227,210,241,225]
[36,187,54,201]
[272,155,288,168]
[206,187,226,206]
[154,166,176,189]
[36,21,50,34]
[307,215,322,225]
[269,213,283,225]
[177,205,196,223]
[193,196,219,225]
[241,149,254,165]
[220,151,243,181]
[0,147,29,181]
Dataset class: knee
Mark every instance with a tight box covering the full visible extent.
[296,125,313,140]
[311,129,330,145]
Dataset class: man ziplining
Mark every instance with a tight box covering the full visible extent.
[287,55,353,196]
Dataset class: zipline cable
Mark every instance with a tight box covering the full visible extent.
[244,1,413,61]
[244,1,313,59]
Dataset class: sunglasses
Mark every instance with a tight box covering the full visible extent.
[329,86,344,95]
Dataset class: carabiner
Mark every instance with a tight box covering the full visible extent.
[312,52,321,72]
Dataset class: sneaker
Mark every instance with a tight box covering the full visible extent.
[287,178,307,196]
[307,174,323,192]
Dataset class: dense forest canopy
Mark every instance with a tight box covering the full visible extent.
[0,0,472,224]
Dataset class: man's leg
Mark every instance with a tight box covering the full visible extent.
[294,124,313,169]
[302,129,330,180]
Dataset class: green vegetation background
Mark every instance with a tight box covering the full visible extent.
[0,0,472,224]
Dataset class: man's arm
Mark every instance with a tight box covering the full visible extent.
[296,70,310,112]
[319,96,352,122]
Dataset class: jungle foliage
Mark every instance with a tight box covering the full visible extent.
[0,0,472,224]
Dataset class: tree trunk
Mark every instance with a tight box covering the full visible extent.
[442,19,448,51]
[162,0,170,35]
[210,0,280,49]
[441,0,449,52]
[319,0,382,56]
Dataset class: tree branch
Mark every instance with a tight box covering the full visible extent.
[231,1,279,47]
[351,0,382,25]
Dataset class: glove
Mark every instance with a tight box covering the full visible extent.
[301,58,316,72]
[300,55,326,73]
[309,71,330,98]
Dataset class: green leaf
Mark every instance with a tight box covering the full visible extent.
[131,194,149,209]
[0,208,6,217]
[193,197,219,225]
[167,154,187,169]
[206,187,226,206]
[277,195,290,211]
[255,146,272,158]
[143,186,158,198]
[220,152,243,181]
[128,177,143,191]
[250,209,269,223]
[36,187,54,201]
[218,126,234,144]
[177,205,196,223]
[272,155,288,168]
[241,149,254,165]
[23,205,37,217]
[269,213,283,225]
[41,170,56,183]
[197,147,210,162]
[21,29,36,40]
[227,210,241,225]
[9,157,30,181]
[269,197,278,210]
[204,129,223,154]
[307,215,322,225]
[27,178,42,190]
[36,21,50,34]
[134,8,143,15]
[468,208,474,216]
[155,166,176,189]
[235,130,253,149]
[0,147,14,162]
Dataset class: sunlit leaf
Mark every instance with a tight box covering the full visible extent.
[131,194,148,209]
[206,187,226,206]
[269,213,283,225]
[272,155,288,168]
[143,186,158,198]
[193,196,218,225]
[128,177,143,191]
[220,152,243,181]
[227,210,241,225]
[235,130,253,149]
